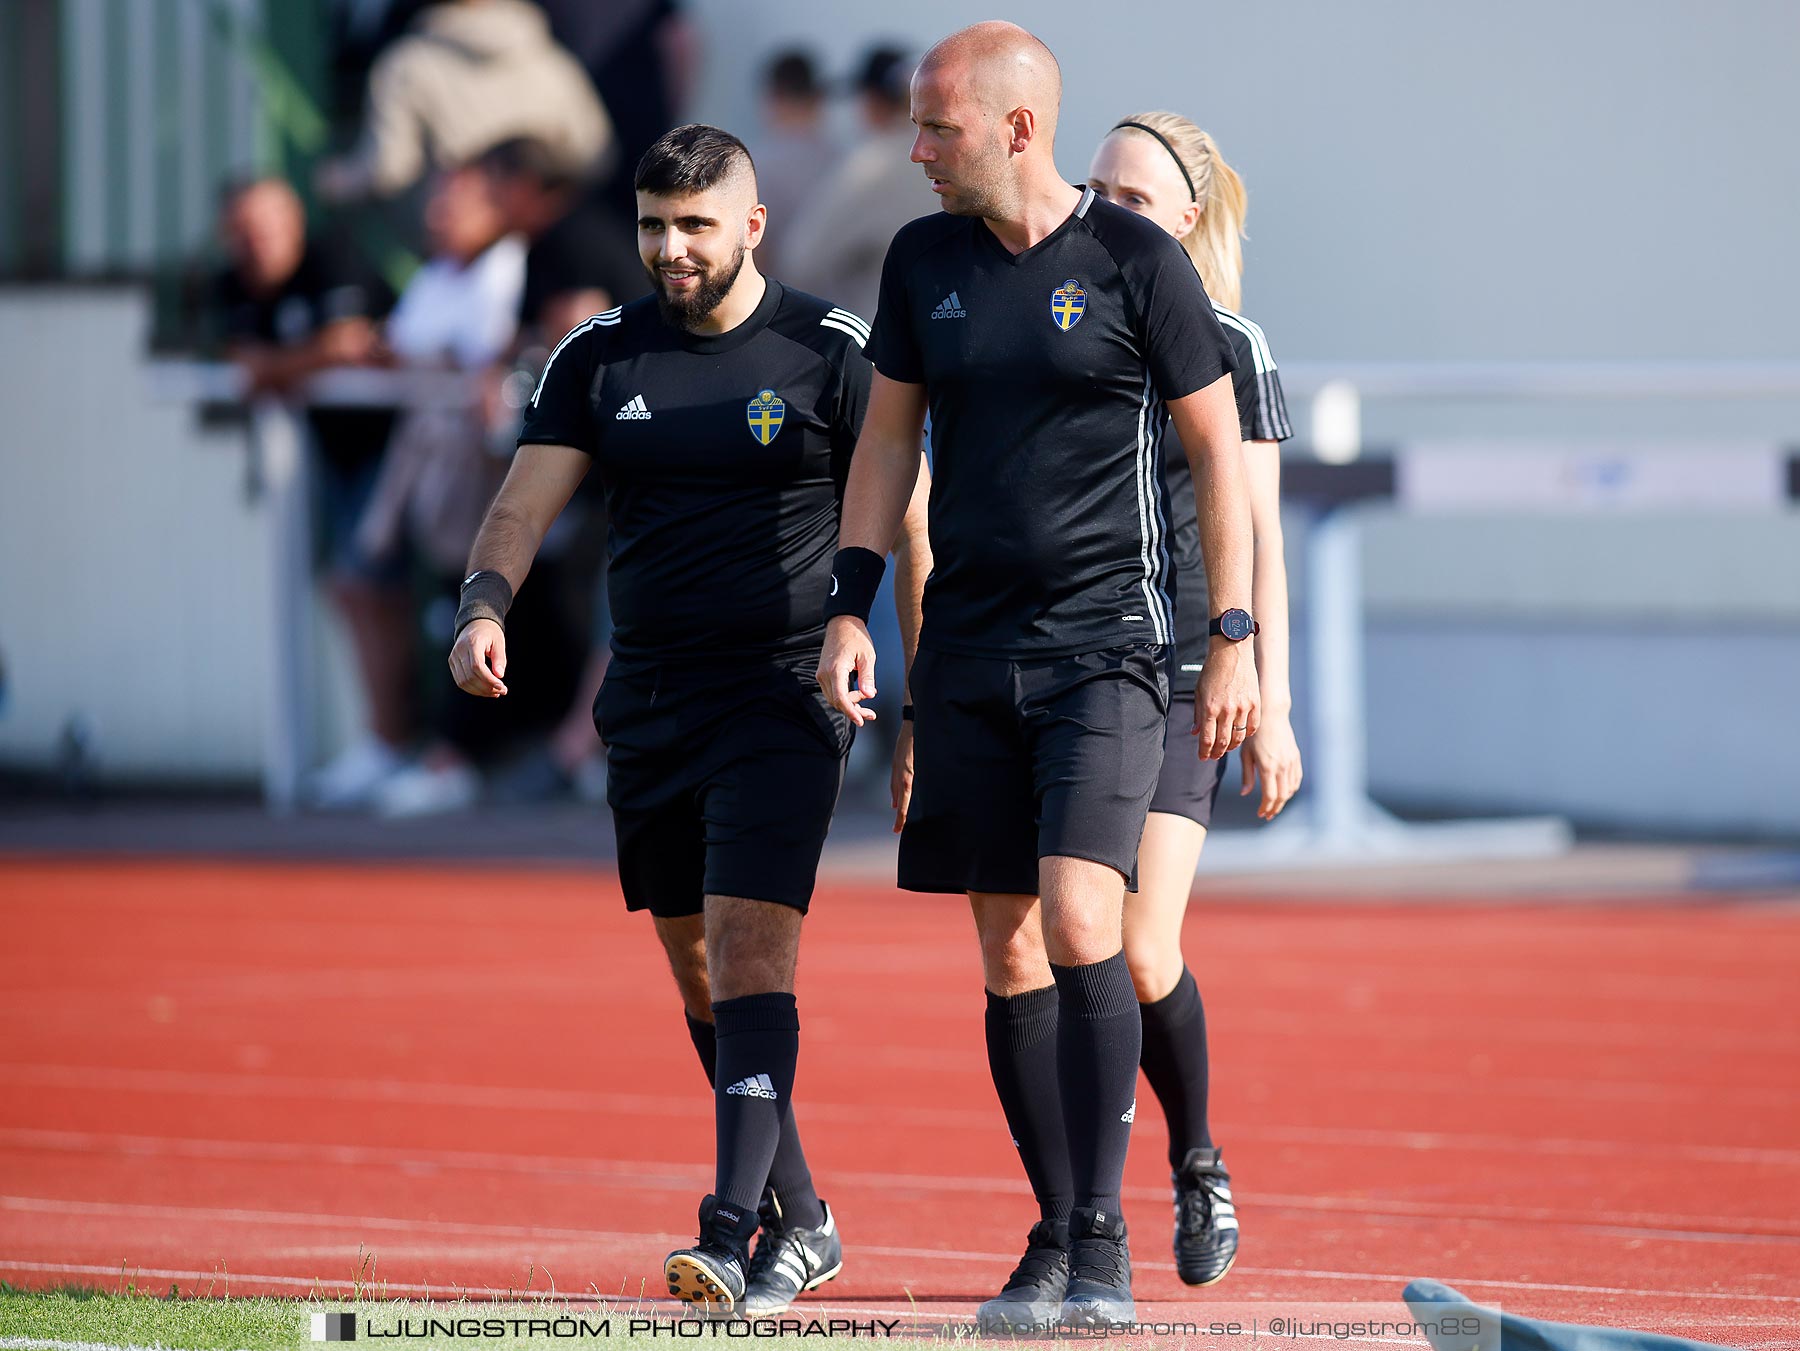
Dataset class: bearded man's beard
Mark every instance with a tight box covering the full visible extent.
[651,243,747,328]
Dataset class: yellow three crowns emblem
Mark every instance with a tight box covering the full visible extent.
[1050,279,1087,331]
[746,388,786,445]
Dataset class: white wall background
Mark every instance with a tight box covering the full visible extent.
[690,0,1800,369]
[0,288,271,780]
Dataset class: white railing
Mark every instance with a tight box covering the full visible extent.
[1207,362,1800,869]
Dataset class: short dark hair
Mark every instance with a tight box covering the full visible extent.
[765,49,821,100]
[634,124,757,197]
[475,136,583,194]
[853,45,912,106]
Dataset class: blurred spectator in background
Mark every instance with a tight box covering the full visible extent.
[323,0,435,137]
[751,48,835,281]
[475,136,647,350]
[209,176,418,811]
[351,163,529,814]
[783,45,932,322]
[378,165,527,374]
[534,0,696,218]
[315,0,612,218]
[783,45,930,795]
[352,164,589,815]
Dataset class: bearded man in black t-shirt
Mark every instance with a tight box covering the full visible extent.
[815,22,1261,1332]
[448,125,928,1318]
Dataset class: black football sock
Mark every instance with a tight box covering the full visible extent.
[765,1116,825,1230]
[1052,953,1141,1215]
[985,984,1074,1222]
[1138,965,1213,1168]
[685,1010,718,1084]
[689,1007,823,1227]
[711,992,801,1214]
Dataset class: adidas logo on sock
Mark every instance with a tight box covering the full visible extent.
[726,1073,779,1100]
[615,394,652,420]
[930,291,967,320]
[1120,1100,1136,1123]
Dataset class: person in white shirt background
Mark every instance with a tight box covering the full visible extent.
[311,163,533,815]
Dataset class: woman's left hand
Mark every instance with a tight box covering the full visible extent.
[1241,709,1303,821]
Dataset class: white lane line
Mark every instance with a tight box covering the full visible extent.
[2,1252,1797,1309]
[5,1070,1798,1166]
[0,1065,994,1130]
[7,1127,1800,1242]
[0,1196,691,1246]
[1230,1008,1800,1056]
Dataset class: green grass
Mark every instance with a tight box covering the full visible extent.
[0,1285,973,1351]
[1,1286,300,1348]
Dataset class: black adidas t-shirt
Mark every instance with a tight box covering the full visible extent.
[518,280,873,664]
[1162,304,1294,674]
[866,187,1236,658]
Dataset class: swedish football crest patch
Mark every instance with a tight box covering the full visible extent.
[1050,279,1087,331]
[746,388,786,445]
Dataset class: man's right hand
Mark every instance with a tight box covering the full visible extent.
[450,619,509,698]
[817,615,878,725]
[1194,639,1259,760]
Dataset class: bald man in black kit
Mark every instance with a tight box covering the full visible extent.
[817,22,1259,1331]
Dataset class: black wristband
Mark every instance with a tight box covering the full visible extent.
[455,569,514,637]
[901,704,915,721]
[823,547,886,624]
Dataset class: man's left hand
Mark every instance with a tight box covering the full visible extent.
[890,721,915,834]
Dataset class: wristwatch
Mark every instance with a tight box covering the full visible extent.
[1208,608,1260,642]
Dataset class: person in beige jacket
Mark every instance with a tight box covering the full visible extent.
[318,0,612,204]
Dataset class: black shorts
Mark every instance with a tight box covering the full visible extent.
[898,645,1169,895]
[595,655,850,917]
[1147,689,1228,827]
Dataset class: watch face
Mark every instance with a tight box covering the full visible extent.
[1221,609,1253,641]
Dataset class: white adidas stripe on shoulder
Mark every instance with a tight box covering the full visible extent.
[1212,305,1274,374]
[530,308,621,407]
[819,316,868,347]
[823,307,871,340]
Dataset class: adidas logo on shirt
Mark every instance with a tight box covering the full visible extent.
[726,1073,779,1100]
[930,291,967,320]
[1120,1100,1136,1123]
[614,394,652,420]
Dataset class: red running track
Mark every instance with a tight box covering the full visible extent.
[2,859,1798,1345]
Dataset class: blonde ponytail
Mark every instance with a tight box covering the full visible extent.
[1114,111,1246,311]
